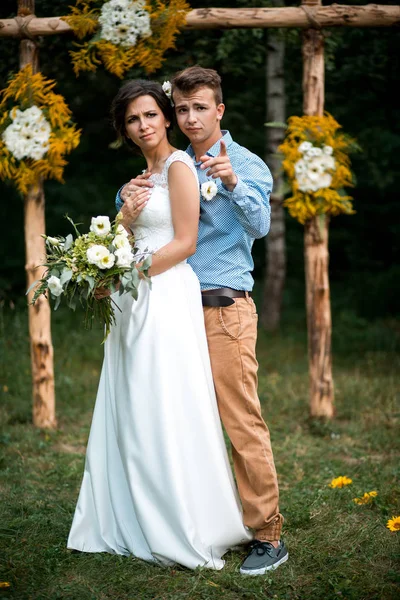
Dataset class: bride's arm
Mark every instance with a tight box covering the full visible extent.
[146,161,200,277]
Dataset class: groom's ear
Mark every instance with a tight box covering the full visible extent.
[217,103,225,121]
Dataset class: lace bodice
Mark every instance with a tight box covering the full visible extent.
[132,151,197,257]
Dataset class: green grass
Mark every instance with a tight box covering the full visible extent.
[0,298,399,600]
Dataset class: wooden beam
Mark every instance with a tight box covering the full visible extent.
[0,5,399,37]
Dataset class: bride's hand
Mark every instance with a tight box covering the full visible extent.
[120,187,151,225]
[121,172,153,202]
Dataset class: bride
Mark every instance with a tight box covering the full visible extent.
[67,80,252,569]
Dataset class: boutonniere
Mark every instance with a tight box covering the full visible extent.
[201,180,218,201]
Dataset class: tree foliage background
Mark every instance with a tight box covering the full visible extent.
[0,0,399,319]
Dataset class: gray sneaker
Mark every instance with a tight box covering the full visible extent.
[240,540,288,576]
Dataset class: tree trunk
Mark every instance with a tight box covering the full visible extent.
[302,0,334,418]
[262,9,286,332]
[19,0,56,429]
[1,6,399,37]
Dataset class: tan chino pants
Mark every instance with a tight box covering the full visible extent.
[203,295,283,541]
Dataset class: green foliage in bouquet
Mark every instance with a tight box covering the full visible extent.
[29,213,151,341]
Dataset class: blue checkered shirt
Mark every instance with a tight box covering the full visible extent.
[115,130,272,291]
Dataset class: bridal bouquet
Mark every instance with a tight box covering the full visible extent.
[30,213,151,340]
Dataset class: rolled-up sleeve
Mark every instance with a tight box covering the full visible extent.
[224,155,272,239]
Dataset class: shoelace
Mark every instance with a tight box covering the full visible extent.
[248,540,276,557]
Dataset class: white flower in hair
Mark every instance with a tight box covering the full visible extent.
[201,180,218,201]
[162,81,172,98]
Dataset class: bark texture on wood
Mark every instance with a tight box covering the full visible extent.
[302,0,334,419]
[19,0,56,429]
[262,14,286,332]
[0,5,399,37]
[304,217,334,418]
[302,26,325,115]
[25,182,56,429]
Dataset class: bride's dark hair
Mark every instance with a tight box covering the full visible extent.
[111,79,174,150]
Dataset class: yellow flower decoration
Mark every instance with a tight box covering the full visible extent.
[278,112,359,225]
[386,516,400,532]
[64,0,191,78]
[353,491,378,505]
[0,65,81,195]
[329,476,353,488]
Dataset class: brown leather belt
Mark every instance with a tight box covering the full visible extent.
[201,287,251,307]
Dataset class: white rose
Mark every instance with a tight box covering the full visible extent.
[116,224,129,237]
[115,247,134,268]
[98,250,116,270]
[90,216,111,236]
[162,81,172,98]
[201,180,218,201]
[87,244,110,265]
[323,145,333,155]
[113,233,130,249]
[47,275,63,297]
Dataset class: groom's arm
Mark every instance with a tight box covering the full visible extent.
[200,141,272,239]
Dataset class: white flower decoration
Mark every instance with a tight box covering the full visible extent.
[162,81,172,98]
[295,142,336,193]
[113,233,130,249]
[116,224,129,237]
[298,141,312,154]
[98,0,152,48]
[201,180,218,201]
[2,105,51,161]
[47,275,63,297]
[87,244,110,265]
[115,247,134,268]
[90,216,111,237]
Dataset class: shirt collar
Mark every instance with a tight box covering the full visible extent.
[186,130,233,161]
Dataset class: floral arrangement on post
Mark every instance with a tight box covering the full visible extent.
[0,65,81,195]
[29,214,151,341]
[64,0,191,78]
[278,112,359,225]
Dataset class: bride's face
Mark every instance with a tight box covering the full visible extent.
[124,95,170,150]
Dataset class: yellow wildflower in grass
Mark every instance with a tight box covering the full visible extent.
[0,65,80,195]
[386,516,400,532]
[329,476,353,489]
[353,491,378,505]
[0,582,11,588]
[64,0,191,78]
[278,112,359,224]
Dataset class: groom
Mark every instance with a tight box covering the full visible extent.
[116,66,288,575]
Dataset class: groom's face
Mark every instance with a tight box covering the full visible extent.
[173,86,225,149]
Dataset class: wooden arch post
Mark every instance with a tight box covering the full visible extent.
[18,0,56,428]
[302,0,334,418]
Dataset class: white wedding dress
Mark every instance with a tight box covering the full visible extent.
[67,151,252,570]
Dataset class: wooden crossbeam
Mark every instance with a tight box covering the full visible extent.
[0,4,399,37]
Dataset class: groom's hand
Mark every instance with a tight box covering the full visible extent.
[121,172,153,202]
[199,139,238,192]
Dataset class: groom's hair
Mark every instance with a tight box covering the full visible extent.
[171,66,223,105]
